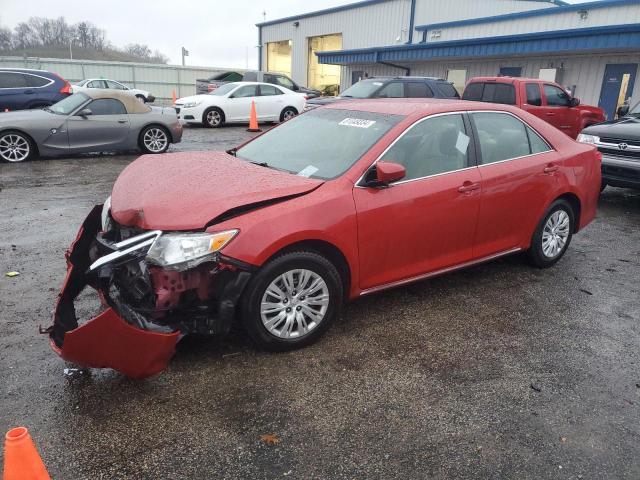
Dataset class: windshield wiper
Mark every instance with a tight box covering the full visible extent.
[250,161,271,168]
[341,95,353,98]
[227,147,237,156]
[43,107,54,113]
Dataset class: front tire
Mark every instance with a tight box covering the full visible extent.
[241,251,343,352]
[0,130,36,163]
[527,199,574,268]
[139,125,170,154]
[203,108,224,128]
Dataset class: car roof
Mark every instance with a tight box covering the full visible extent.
[227,81,288,87]
[469,76,550,84]
[0,67,51,73]
[323,98,524,116]
[364,76,447,82]
[77,90,151,114]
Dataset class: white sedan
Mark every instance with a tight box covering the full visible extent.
[73,79,154,103]
[175,81,306,128]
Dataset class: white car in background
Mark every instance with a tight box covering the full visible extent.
[175,81,306,128]
[72,79,155,103]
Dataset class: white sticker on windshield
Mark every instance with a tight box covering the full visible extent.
[298,166,319,178]
[455,131,470,154]
[339,118,376,128]
[373,82,383,86]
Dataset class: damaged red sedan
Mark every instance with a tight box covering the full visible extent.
[48,99,601,378]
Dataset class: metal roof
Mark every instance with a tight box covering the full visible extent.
[316,23,640,65]
[415,0,637,32]
[256,0,566,27]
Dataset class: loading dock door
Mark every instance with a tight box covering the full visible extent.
[308,34,342,95]
[599,64,638,120]
[267,40,292,77]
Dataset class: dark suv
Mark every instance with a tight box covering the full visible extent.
[306,77,460,109]
[196,71,321,98]
[0,68,71,111]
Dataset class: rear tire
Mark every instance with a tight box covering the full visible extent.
[527,199,574,268]
[241,251,343,352]
[0,130,36,162]
[280,107,298,122]
[203,108,224,128]
[139,125,170,154]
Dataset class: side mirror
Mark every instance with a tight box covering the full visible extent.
[569,97,580,107]
[292,84,299,91]
[77,108,92,117]
[617,104,630,117]
[376,161,406,185]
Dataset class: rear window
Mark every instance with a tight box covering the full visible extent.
[437,82,460,98]
[25,74,52,88]
[463,82,516,105]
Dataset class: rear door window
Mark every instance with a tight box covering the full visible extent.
[525,83,542,106]
[274,75,295,90]
[106,80,126,90]
[88,80,107,89]
[25,74,51,88]
[376,82,404,98]
[405,82,434,98]
[259,84,283,96]
[527,126,552,154]
[232,85,258,98]
[437,83,460,98]
[0,72,28,88]
[472,112,532,164]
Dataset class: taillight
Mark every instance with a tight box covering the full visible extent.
[52,72,71,94]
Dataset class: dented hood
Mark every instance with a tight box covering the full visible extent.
[110,151,323,230]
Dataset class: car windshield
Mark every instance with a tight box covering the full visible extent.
[236,108,402,180]
[339,80,385,98]
[210,83,238,96]
[48,93,89,115]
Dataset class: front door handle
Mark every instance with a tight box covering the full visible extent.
[543,164,559,174]
[117,120,127,124]
[458,181,480,193]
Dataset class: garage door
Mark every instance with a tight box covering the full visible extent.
[308,34,342,95]
[267,40,292,77]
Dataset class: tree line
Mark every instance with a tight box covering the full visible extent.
[0,16,169,63]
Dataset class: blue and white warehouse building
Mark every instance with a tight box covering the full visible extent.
[257,0,640,119]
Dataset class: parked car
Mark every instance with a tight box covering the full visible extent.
[578,101,640,191]
[0,68,71,111]
[306,77,460,110]
[196,70,321,98]
[0,90,181,162]
[462,77,605,139]
[48,98,600,378]
[175,81,306,128]
[73,78,155,103]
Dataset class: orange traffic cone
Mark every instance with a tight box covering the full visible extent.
[3,427,51,480]
[247,101,261,132]
[171,90,177,105]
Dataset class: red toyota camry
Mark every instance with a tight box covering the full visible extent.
[48,99,601,378]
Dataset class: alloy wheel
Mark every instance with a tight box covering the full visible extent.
[206,110,221,127]
[282,109,296,121]
[541,210,570,258]
[0,134,30,162]
[143,128,168,153]
[260,269,330,339]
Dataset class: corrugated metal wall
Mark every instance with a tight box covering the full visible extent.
[413,0,556,41]
[0,56,243,102]
[341,52,640,106]
[261,0,411,87]
[429,3,640,42]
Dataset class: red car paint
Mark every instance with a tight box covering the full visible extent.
[50,99,601,377]
[463,77,605,139]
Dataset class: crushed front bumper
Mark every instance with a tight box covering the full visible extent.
[46,205,251,378]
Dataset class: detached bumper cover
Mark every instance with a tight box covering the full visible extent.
[49,205,180,379]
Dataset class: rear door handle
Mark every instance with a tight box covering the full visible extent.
[543,165,559,174]
[458,181,480,193]
[546,112,555,116]
[117,120,127,124]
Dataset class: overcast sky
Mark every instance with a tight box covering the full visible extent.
[1,0,590,68]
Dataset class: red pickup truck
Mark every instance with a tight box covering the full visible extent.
[462,77,605,139]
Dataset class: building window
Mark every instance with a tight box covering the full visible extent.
[446,69,467,95]
[308,33,342,95]
[267,40,292,77]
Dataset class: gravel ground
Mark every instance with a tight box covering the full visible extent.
[1,125,639,479]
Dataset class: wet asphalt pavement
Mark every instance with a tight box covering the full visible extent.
[1,125,639,479]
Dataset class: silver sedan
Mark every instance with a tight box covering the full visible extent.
[0,90,182,162]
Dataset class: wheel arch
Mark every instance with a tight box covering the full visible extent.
[264,239,351,300]
[0,128,40,157]
[554,192,581,233]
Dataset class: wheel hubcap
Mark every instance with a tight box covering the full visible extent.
[143,128,168,153]
[207,111,220,126]
[260,269,329,339]
[283,110,295,121]
[542,210,570,258]
[0,134,29,162]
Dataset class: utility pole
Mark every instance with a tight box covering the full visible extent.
[181,47,189,66]
[262,10,266,22]
[69,43,73,60]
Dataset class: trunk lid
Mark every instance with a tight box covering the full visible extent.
[110,151,323,231]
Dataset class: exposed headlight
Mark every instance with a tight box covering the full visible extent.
[146,230,238,269]
[182,101,201,109]
[577,134,600,144]
[101,196,112,231]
